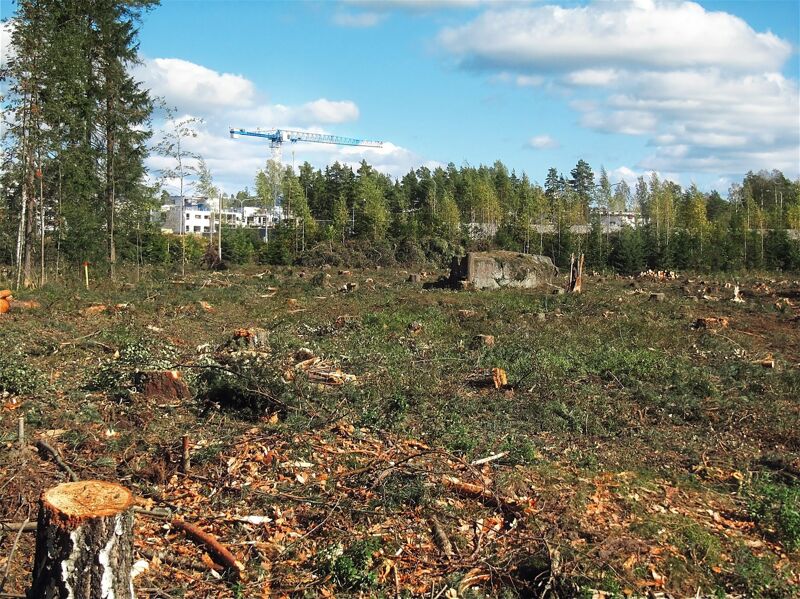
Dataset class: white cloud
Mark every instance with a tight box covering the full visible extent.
[439,1,790,73]
[139,58,256,111]
[527,134,559,149]
[228,99,360,129]
[142,59,423,193]
[332,11,384,27]
[607,166,640,184]
[565,69,619,87]
[515,74,545,87]
[437,1,799,177]
[580,108,659,136]
[300,99,360,124]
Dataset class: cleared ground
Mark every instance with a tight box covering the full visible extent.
[1,266,798,598]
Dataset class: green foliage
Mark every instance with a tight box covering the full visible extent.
[168,234,205,265]
[748,476,800,551]
[609,225,645,273]
[222,227,260,264]
[0,351,44,395]
[193,351,290,417]
[92,336,178,399]
[1,0,158,280]
[260,222,294,265]
[729,546,793,598]
[318,538,382,591]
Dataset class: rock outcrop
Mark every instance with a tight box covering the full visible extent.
[450,251,557,290]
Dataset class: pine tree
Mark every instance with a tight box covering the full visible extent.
[2,1,50,287]
[569,159,594,223]
[3,1,157,282]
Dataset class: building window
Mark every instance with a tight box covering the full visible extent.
[193,226,201,232]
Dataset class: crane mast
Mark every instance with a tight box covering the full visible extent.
[229,127,384,223]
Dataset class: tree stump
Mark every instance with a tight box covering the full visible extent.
[32,480,135,599]
[133,370,191,402]
[567,253,584,293]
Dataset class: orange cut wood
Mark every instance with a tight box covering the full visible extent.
[42,480,134,526]
[0,299,10,314]
[0,289,12,299]
[492,367,508,389]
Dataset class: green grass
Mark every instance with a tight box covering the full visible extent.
[1,265,798,597]
[748,475,800,552]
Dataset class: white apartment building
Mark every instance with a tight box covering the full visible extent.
[154,196,286,239]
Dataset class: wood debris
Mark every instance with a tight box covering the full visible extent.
[466,367,509,390]
[692,317,730,330]
[492,367,508,389]
[283,351,358,386]
[755,354,775,368]
[81,304,109,316]
[638,270,678,281]
[567,253,584,293]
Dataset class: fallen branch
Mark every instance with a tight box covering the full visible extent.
[132,507,173,520]
[0,518,29,594]
[170,518,245,579]
[0,522,36,533]
[35,440,78,481]
[429,516,454,558]
[442,475,530,517]
[470,452,508,466]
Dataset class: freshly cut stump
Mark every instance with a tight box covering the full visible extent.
[32,480,135,599]
[134,370,191,402]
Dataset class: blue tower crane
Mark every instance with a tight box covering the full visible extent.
[229,127,383,166]
[229,128,383,225]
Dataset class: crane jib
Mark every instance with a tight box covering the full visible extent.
[229,128,382,148]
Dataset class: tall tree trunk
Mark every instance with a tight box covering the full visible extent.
[40,165,45,286]
[22,163,36,288]
[15,182,27,290]
[106,95,116,280]
[15,90,35,290]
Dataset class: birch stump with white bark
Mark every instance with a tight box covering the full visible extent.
[31,480,136,599]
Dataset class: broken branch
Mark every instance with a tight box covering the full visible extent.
[35,440,78,481]
[170,518,245,579]
[470,452,508,466]
[429,516,454,558]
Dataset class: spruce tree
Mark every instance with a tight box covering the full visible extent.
[94,0,158,277]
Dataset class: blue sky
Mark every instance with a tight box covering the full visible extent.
[2,0,799,194]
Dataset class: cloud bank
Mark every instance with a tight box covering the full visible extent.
[439,0,799,177]
[141,57,426,193]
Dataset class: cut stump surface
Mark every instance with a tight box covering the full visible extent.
[33,480,135,599]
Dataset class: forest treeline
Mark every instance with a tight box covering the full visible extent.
[2,1,799,287]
